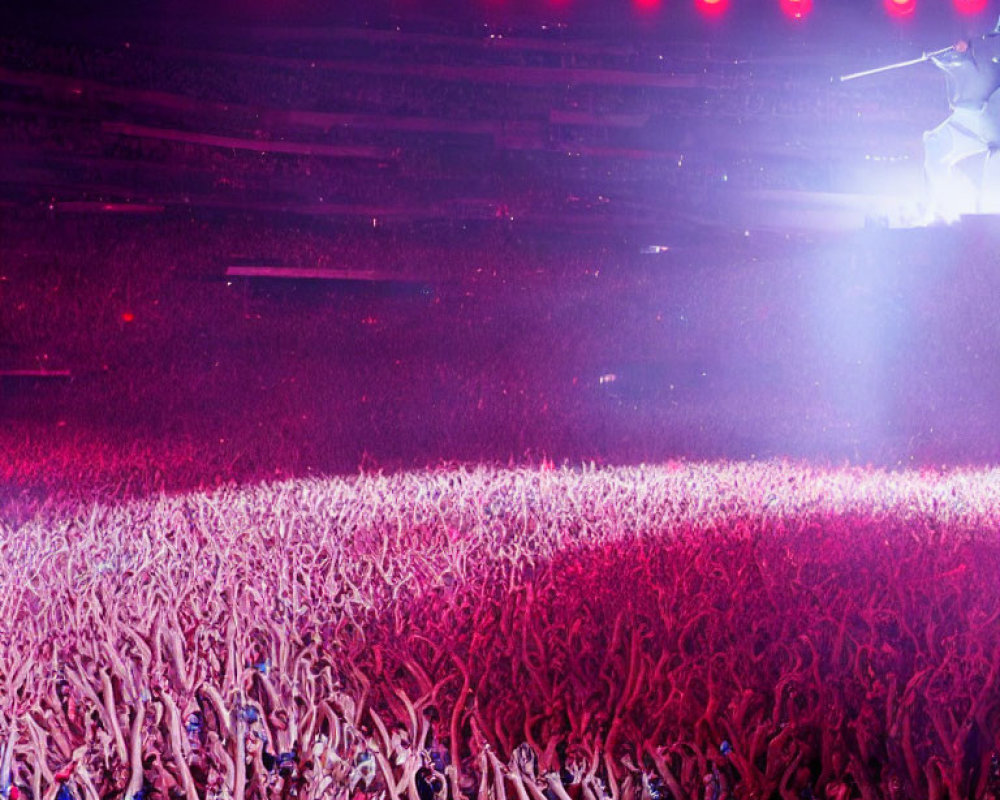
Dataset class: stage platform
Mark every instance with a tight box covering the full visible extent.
[738,189,1000,233]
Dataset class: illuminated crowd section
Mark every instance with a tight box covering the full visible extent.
[3,462,1000,800]
[4,212,1000,506]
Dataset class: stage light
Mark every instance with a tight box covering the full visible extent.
[780,0,812,19]
[885,0,916,17]
[121,312,135,323]
[953,0,987,14]
[633,0,662,12]
[696,0,728,18]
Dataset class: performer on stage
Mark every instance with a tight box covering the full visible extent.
[923,17,1000,219]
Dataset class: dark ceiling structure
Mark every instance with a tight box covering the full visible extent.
[1,0,983,241]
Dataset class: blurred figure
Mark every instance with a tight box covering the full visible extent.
[923,17,1000,219]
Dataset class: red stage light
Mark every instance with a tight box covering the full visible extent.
[780,0,812,19]
[696,0,728,17]
[122,312,135,322]
[953,0,987,13]
[885,0,916,17]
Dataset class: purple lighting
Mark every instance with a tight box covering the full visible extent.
[6,3,1000,800]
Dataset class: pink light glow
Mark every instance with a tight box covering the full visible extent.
[696,0,728,18]
[884,0,916,17]
[953,0,987,14]
[632,0,662,13]
[780,0,812,19]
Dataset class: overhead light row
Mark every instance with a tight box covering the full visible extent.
[633,0,989,20]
